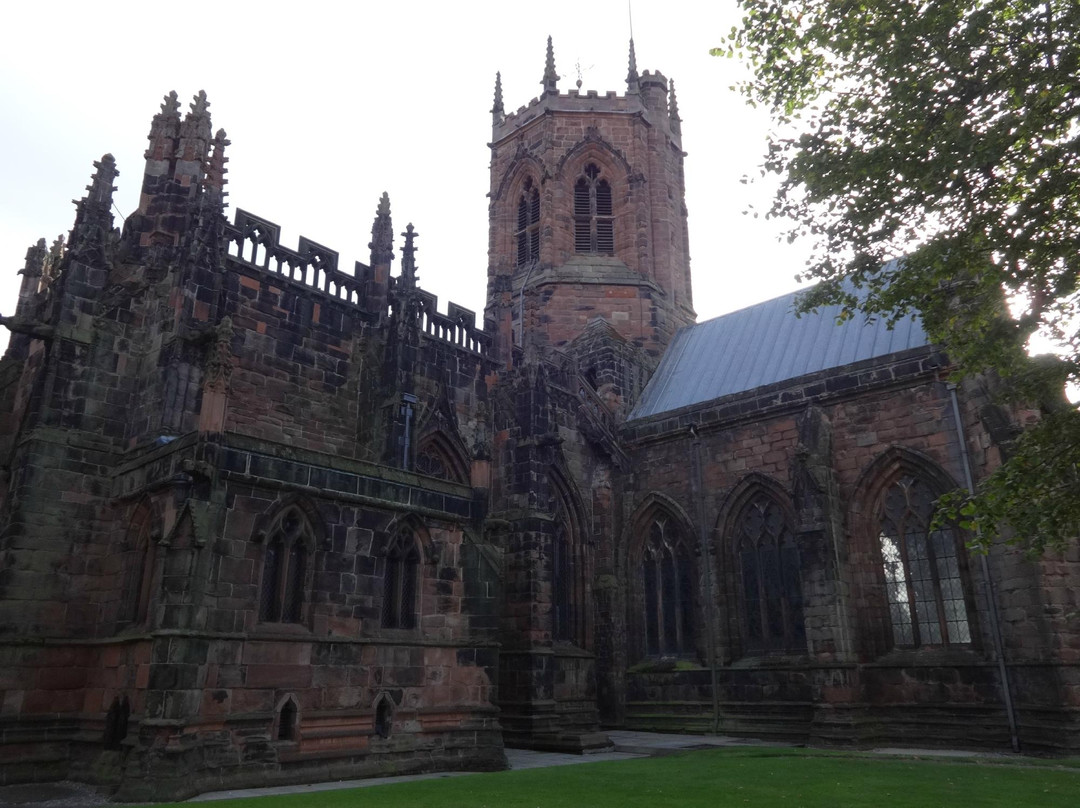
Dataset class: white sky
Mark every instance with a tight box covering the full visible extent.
[0,1,813,353]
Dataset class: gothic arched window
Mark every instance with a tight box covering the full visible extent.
[641,516,694,656]
[878,475,971,647]
[382,530,420,629]
[118,505,155,628]
[259,507,312,624]
[574,164,614,255]
[734,493,805,654]
[516,178,541,266]
[552,495,573,643]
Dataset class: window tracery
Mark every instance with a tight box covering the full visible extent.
[878,475,971,647]
[734,493,805,654]
[259,507,312,624]
[640,515,694,656]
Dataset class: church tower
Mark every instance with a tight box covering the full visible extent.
[485,38,695,367]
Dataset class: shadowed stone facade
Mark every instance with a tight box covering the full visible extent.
[0,40,1077,801]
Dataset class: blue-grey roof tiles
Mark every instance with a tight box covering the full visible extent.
[628,287,929,421]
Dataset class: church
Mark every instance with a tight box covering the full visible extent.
[0,39,1076,801]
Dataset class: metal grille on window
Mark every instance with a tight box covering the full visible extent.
[259,507,311,624]
[736,494,805,654]
[641,516,694,657]
[879,475,971,647]
[574,164,614,255]
[516,179,541,267]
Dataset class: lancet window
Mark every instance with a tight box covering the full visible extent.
[382,529,420,629]
[259,507,312,624]
[640,515,695,656]
[516,177,541,266]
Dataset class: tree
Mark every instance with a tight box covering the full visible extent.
[720,1,1080,552]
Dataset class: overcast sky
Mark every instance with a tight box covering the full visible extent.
[0,1,813,353]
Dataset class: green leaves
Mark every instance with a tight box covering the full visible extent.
[727,0,1080,551]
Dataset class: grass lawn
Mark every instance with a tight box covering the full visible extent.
[147,748,1080,808]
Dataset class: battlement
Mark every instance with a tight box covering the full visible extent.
[491,39,677,145]
[495,88,644,140]
[224,208,490,356]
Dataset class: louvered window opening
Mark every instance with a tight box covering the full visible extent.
[737,495,805,654]
[574,164,614,255]
[383,535,420,629]
[259,509,308,623]
[516,179,541,267]
[642,517,694,656]
[879,475,971,647]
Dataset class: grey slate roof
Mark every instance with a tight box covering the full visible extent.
[628,287,930,421]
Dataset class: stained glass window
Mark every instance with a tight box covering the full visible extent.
[879,475,971,647]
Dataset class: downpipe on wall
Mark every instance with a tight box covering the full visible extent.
[947,383,1020,752]
[688,425,722,735]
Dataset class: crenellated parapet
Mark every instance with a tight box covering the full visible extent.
[492,36,679,148]
[224,208,492,357]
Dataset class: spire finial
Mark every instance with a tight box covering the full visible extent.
[626,38,640,94]
[542,36,559,95]
[669,78,682,134]
[370,192,394,266]
[400,223,419,288]
[492,71,504,123]
[68,155,118,262]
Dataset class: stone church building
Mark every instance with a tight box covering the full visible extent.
[0,40,1076,800]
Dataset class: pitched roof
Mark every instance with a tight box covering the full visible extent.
[628,287,930,421]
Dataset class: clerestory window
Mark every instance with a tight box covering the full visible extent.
[516,178,540,266]
[574,164,614,255]
[879,475,971,647]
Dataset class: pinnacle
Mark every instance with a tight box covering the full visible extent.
[189,90,210,118]
[160,91,180,116]
[542,35,558,94]
[493,71,504,117]
[627,38,640,93]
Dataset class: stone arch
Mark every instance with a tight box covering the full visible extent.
[379,515,428,630]
[254,499,321,625]
[555,135,633,181]
[274,693,299,742]
[848,446,976,656]
[626,492,699,661]
[117,496,160,630]
[372,691,396,739]
[414,429,470,485]
[716,473,805,657]
[548,465,591,648]
[492,152,548,203]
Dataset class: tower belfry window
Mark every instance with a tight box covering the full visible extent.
[516,178,540,267]
[574,164,614,255]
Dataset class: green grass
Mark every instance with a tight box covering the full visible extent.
[146,747,1080,808]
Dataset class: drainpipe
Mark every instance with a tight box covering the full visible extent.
[947,384,1020,752]
[688,425,722,735]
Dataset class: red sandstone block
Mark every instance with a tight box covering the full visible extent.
[245,664,313,689]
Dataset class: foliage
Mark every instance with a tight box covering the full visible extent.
[136,747,1080,808]
[720,1,1080,551]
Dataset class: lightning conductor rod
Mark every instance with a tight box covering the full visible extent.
[628,1,634,40]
